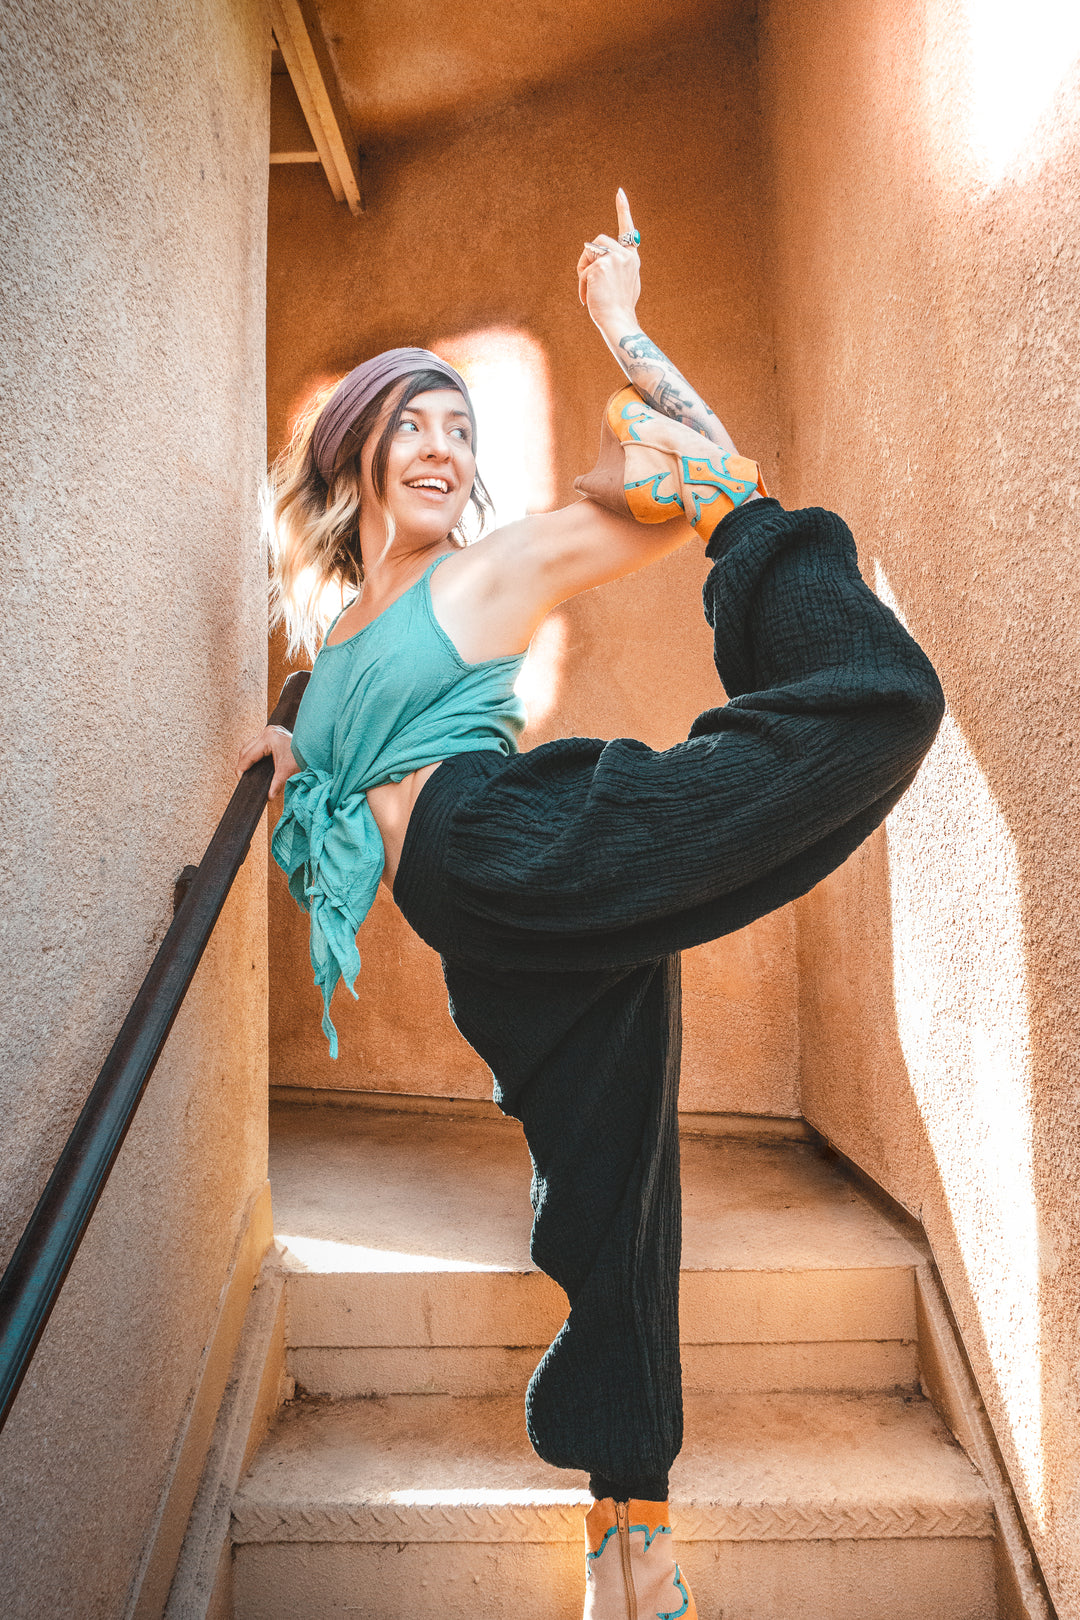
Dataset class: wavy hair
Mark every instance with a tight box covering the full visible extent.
[267,369,492,662]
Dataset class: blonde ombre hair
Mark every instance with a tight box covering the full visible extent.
[267,370,491,663]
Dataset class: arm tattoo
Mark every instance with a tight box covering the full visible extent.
[617,331,733,451]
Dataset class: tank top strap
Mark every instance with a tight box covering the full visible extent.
[427,550,455,582]
[323,593,354,641]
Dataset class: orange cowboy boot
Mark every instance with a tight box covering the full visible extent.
[574,384,767,545]
[583,1498,697,1620]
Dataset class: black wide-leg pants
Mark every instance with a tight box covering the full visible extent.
[393,498,945,1498]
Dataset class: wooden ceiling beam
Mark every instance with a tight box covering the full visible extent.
[269,0,363,215]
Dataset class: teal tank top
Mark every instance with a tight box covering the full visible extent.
[271,553,527,1057]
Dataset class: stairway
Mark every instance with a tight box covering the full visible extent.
[229,1101,997,1619]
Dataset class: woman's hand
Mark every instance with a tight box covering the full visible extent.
[577,188,641,334]
[236,724,301,799]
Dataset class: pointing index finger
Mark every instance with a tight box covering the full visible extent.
[616,187,636,240]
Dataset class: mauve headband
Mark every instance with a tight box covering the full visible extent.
[311,347,471,483]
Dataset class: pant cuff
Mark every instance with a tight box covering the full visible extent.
[588,1472,670,1504]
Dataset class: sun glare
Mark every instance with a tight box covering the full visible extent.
[434,328,565,727]
[277,1234,512,1273]
[960,0,1080,183]
[433,327,556,531]
[513,609,568,730]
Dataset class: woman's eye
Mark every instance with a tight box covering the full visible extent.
[399,419,419,432]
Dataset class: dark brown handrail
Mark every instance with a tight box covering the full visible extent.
[0,672,310,1431]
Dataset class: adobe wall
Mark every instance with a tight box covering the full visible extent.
[266,22,800,1115]
[758,0,1080,1608]
[0,0,270,1613]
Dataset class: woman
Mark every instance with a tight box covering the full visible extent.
[238,191,945,1620]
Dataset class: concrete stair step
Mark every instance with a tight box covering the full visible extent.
[231,1390,996,1620]
[270,1106,921,1398]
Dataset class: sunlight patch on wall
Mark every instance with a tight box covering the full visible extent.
[877,565,1043,1527]
[513,609,568,729]
[435,328,564,728]
[959,0,1080,184]
[433,328,556,531]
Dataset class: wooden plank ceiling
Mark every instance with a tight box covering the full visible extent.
[270,0,363,215]
[270,0,736,213]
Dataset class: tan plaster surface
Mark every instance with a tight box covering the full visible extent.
[0,0,270,1613]
[757,0,1080,1610]
[319,0,742,143]
[133,1183,274,1620]
[265,22,798,1114]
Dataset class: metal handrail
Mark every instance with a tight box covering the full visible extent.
[0,671,310,1431]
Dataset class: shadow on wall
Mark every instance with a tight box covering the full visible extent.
[769,0,1080,1602]
[892,7,1079,1572]
[798,559,1060,1555]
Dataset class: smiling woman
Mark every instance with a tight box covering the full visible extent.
[268,353,492,663]
[322,383,486,639]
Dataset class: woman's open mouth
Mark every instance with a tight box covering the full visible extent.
[405,476,453,499]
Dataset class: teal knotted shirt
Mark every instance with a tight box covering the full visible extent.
[271,553,527,1056]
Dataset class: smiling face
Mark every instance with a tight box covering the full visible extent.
[359,384,477,550]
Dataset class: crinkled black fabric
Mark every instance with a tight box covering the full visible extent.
[394,498,945,1491]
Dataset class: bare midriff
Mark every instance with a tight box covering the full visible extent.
[366,761,444,892]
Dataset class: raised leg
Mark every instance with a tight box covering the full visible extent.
[397,500,945,980]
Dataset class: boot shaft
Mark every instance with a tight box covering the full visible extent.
[583,1497,697,1620]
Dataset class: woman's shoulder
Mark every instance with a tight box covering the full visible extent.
[426,525,542,664]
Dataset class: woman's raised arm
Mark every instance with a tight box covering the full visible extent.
[577,189,741,456]
[430,192,755,662]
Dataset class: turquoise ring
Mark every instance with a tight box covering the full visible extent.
[619,229,641,248]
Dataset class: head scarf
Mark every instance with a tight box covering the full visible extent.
[311,347,471,484]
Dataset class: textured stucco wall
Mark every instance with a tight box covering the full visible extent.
[758,0,1080,1609]
[0,1,269,1614]
[266,18,799,1114]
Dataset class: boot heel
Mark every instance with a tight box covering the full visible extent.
[574,412,635,519]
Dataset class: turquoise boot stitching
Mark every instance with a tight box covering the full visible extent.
[586,1522,672,1563]
[625,472,682,509]
[658,1564,690,1620]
